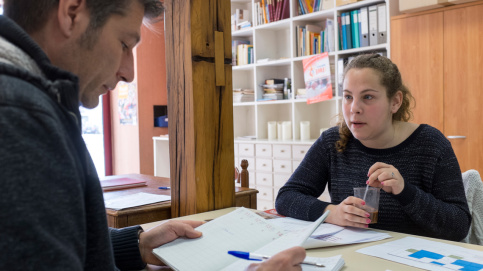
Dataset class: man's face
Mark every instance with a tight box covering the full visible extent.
[76,1,144,108]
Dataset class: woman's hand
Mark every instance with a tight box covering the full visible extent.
[367,162,405,195]
[325,197,372,228]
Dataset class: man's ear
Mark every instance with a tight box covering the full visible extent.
[57,0,88,38]
[391,90,403,114]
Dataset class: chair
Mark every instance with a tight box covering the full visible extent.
[234,159,249,188]
[462,169,483,245]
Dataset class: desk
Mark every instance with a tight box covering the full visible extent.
[142,207,483,271]
[103,174,258,228]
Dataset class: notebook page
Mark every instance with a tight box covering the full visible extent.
[223,211,330,270]
[153,207,284,271]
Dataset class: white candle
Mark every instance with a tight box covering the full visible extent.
[267,121,277,140]
[300,121,310,141]
[282,121,292,140]
[277,122,283,140]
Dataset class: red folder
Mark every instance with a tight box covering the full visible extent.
[100,177,147,191]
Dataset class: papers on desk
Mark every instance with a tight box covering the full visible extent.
[267,217,392,248]
[153,207,345,271]
[357,237,483,271]
[104,192,170,210]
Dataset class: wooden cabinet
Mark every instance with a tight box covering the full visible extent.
[391,1,483,173]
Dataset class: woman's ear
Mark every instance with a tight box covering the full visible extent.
[391,90,403,114]
[56,0,87,38]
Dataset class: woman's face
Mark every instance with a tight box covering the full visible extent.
[342,68,401,148]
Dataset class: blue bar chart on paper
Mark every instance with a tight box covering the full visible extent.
[357,237,483,271]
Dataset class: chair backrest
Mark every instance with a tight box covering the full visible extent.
[234,159,249,188]
[461,169,483,245]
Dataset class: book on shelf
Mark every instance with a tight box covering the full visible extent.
[152,208,346,271]
[233,8,251,31]
[255,0,290,25]
[100,177,147,192]
[232,40,250,66]
[296,20,335,57]
[303,52,333,104]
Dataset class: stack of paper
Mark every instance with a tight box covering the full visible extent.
[267,217,392,248]
[153,208,344,271]
[104,192,170,210]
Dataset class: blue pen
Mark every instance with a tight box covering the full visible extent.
[227,251,325,267]
[158,186,170,190]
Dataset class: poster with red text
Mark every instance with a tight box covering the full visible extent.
[302,52,333,104]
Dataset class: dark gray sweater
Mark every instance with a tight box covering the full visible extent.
[0,15,144,270]
[275,125,471,241]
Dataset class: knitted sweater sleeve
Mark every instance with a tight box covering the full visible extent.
[275,135,332,221]
[110,226,146,270]
[392,140,471,241]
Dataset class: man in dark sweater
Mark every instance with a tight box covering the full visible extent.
[0,1,308,270]
[276,54,471,242]
[0,1,206,270]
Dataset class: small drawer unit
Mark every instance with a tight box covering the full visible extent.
[257,186,274,201]
[272,144,291,159]
[256,158,273,172]
[256,144,272,158]
[256,172,273,187]
[273,159,292,174]
[292,144,311,160]
[257,199,274,211]
[239,143,255,157]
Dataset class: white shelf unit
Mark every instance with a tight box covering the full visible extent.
[231,0,399,210]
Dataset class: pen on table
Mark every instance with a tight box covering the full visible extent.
[227,251,325,267]
[158,186,170,190]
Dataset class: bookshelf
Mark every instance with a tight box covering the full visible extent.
[231,0,400,210]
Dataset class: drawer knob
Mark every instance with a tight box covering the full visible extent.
[281,150,285,153]
[281,165,285,169]
[263,178,266,181]
[263,164,267,167]
[263,193,267,196]
[244,148,249,151]
[262,149,266,151]
[300,150,305,154]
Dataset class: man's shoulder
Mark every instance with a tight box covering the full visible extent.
[0,65,57,115]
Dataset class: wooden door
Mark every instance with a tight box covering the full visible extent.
[444,4,483,173]
[391,12,444,132]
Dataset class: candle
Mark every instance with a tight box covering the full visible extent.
[300,121,310,141]
[282,121,292,140]
[267,121,277,140]
[277,122,283,140]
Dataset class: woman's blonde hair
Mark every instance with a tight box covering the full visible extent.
[335,54,415,152]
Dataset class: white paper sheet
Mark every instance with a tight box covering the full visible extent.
[104,192,170,210]
[357,237,483,271]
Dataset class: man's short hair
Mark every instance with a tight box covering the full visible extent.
[4,0,164,34]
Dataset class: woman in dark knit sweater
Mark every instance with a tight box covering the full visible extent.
[275,54,470,241]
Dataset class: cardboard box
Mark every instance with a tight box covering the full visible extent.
[336,0,363,7]
[399,0,454,13]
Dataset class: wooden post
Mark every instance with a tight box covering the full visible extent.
[165,0,235,217]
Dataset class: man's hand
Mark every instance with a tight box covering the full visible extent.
[138,220,203,265]
[245,246,306,271]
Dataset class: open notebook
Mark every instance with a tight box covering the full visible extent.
[153,207,344,271]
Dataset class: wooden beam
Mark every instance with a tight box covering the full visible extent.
[165,0,235,217]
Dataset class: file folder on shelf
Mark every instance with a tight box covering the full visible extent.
[377,3,387,44]
[368,5,378,46]
[351,10,360,48]
[344,12,352,49]
[359,6,369,47]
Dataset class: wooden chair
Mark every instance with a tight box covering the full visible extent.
[235,159,249,188]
